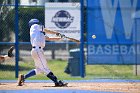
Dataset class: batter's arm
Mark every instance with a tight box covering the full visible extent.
[44,28,59,34]
[45,36,62,41]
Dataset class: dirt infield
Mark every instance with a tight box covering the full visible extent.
[0,82,140,93]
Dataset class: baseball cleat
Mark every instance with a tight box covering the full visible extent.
[55,80,68,87]
[8,46,14,57]
[17,74,25,86]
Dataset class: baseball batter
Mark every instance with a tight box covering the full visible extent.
[17,19,68,87]
[0,46,14,63]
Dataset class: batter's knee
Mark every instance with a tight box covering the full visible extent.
[35,68,43,74]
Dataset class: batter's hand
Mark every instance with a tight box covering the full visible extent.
[56,33,66,38]
[56,33,61,36]
[60,34,66,38]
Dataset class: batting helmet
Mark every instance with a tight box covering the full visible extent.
[28,19,40,27]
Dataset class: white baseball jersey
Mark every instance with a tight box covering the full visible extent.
[30,24,45,48]
[30,24,51,75]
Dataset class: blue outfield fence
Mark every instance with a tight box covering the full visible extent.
[87,0,140,65]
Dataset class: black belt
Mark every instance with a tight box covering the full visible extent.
[32,46,41,49]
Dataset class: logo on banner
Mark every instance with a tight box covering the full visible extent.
[52,10,74,29]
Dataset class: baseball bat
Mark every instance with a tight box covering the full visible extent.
[44,28,59,34]
[44,28,80,43]
[62,36,80,43]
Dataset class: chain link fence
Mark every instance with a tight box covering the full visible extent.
[0,0,82,80]
[0,0,140,80]
[0,0,15,79]
[17,0,81,80]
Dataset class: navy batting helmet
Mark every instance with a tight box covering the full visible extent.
[28,19,40,27]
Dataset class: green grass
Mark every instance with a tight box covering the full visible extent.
[0,60,140,80]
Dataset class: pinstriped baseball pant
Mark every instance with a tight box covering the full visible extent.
[31,48,51,75]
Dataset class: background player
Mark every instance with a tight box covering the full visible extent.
[0,46,14,63]
[17,19,68,87]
